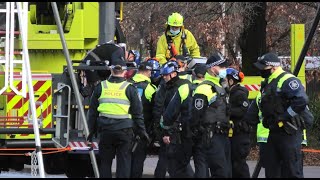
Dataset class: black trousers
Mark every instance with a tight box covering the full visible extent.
[98,128,134,178]
[205,134,232,178]
[167,137,194,178]
[260,142,305,178]
[192,135,209,178]
[230,133,250,178]
[264,130,303,178]
[130,139,148,178]
[154,140,169,178]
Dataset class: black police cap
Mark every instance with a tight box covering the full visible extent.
[254,52,281,70]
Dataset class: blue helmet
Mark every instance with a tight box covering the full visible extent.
[147,58,161,79]
[226,67,244,82]
[160,60,179,75]
[128,50,141,65]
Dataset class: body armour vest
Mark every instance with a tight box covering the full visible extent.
[200,80,229,124]
[98,80,132,119]
[260,72,288,127]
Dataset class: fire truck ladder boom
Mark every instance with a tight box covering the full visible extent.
[51,2,100,178]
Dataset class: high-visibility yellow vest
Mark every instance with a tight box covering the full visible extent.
[179,74,192,82]
[98,80,132,119]
[256,92,269,143]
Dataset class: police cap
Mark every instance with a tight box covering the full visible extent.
[193,64,207,77]
[254,52,281,70]
[111,58,127,70]
[206,52,228,68]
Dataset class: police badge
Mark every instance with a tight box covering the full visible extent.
[195,99,204,110]
[289,80,299,90]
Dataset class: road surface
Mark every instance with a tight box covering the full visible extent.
[0,157,319,178]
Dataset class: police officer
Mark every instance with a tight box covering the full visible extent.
[87,58,148,178]
[128,61,157,178]
[246,90,308,178]
[252,52,308,178]
[226,68,251,178]
[152,60,194,178]
[175,55,193,82]
[125,50,140,79]
[146,58,162,87]
[189,63,209,178]
[161,61,194,178]
[192,52,232,178]
[156,12,200,65]
[191,63,207,92]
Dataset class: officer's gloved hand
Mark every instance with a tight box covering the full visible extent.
[86,132,94,142]
[86,132,95,148]
[138,129,151,145]
[278,112,291,123]
[152,122,162,139]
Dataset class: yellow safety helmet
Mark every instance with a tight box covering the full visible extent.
[167,12,184,27]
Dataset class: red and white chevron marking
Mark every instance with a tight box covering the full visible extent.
[244,84,260,91]
[68,141,99,150]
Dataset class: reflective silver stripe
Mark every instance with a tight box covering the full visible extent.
[99,113,131,119]
[187,74,192,82]
[119,81,130,90]
[287,106,298,117]
[257,137,268,142]
[99,98,130,105]
[102,81,108,89]
[301,139,307,145]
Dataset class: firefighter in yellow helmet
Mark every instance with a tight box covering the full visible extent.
[156,12,201,65]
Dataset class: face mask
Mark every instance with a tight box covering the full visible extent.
[218,69,227,79]
[170,29,180,35]
[260,69,272,78]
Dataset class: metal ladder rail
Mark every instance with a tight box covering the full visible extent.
[8,2,26,97]
[0,2,11,95]
[52,83,72,148]
[16,2,45,178]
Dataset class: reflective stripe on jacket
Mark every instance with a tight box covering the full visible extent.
[179,74,192,82]
[156,29,200,65]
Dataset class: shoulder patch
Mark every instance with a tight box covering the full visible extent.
[195,98,204,110]
[242,101,249,107]
[288,80,299,90]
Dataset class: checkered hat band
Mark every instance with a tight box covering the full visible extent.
[265,61,280,66]
[207,58,226,68]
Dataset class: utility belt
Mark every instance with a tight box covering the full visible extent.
[232,120,251,135]
[200,121,232,146]
[161,121,184,144]
[204,121,231,136]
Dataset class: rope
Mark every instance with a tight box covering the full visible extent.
[0,147,72,156]
[0,147,71,151]
[302,148,320,153]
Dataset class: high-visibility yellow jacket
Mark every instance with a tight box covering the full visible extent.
[156,29,200,65]
[256,92,269,143]
[98,80,132,119]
